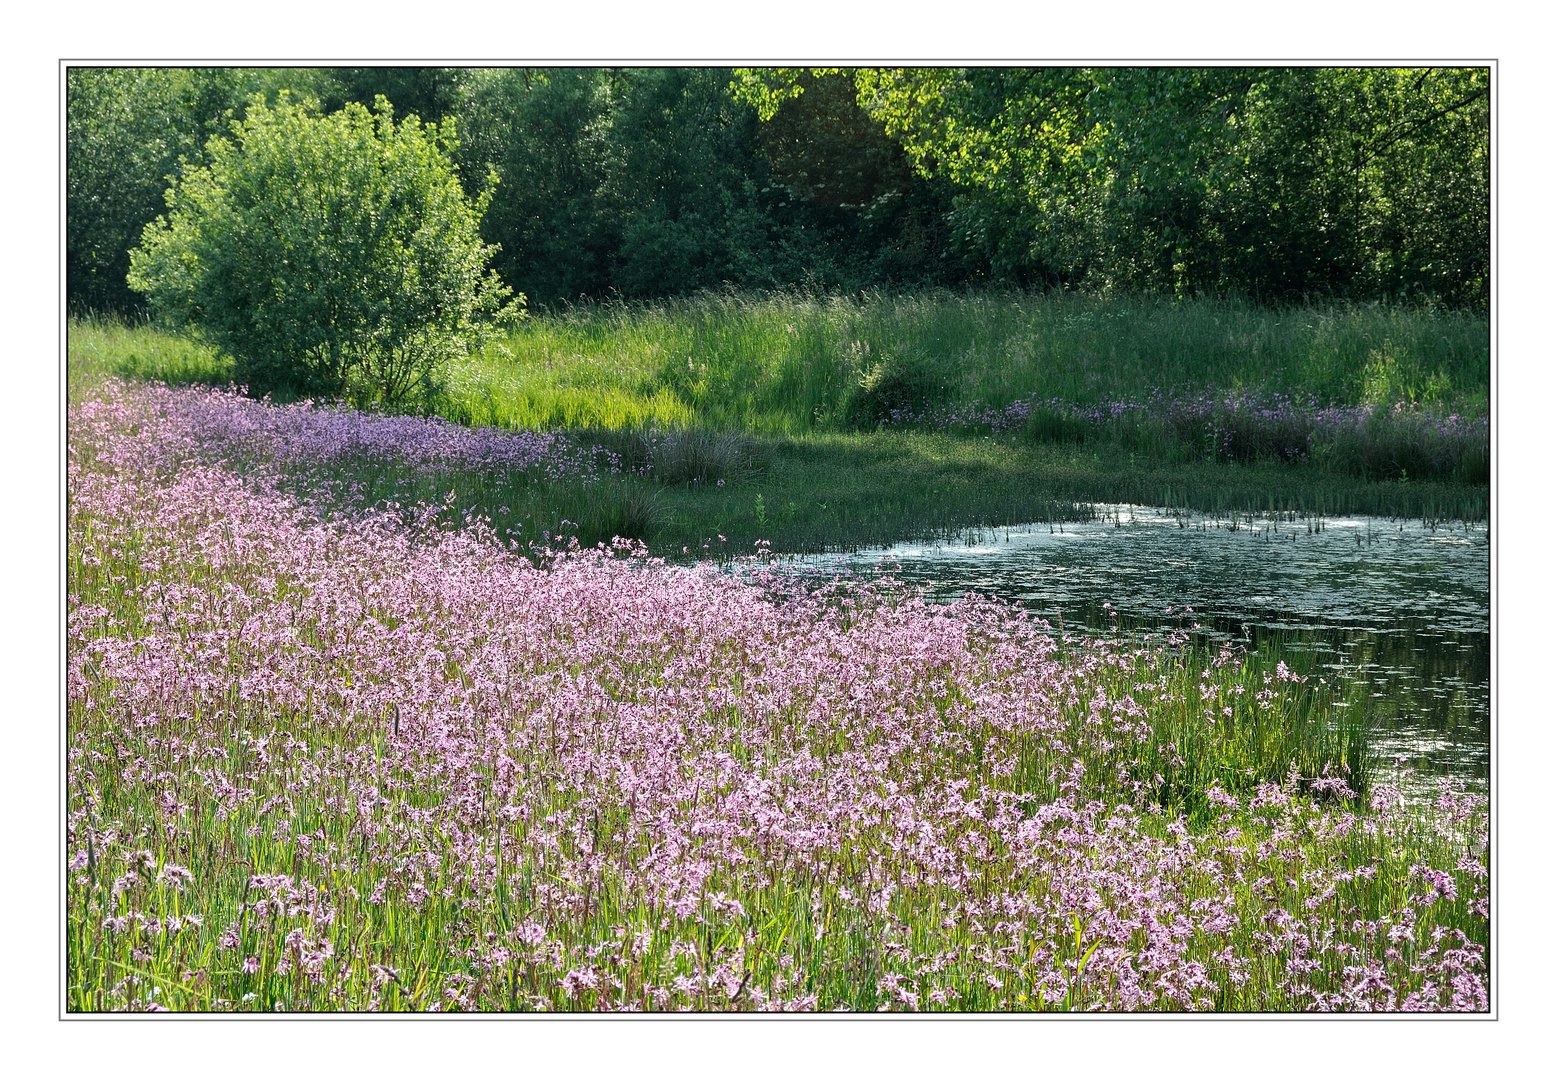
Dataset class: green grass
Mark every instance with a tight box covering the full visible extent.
[68,291,1493,424]
[460,290,1490,433]
[154,420,1484,558]
[66,290,1491,556]
[67,313,234,397]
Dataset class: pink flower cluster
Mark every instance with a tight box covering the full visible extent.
[72,379,615,486]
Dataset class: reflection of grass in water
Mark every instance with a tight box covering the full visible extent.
[1057,612,1486,792]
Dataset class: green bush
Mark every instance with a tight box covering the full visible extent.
[128,93,519,404]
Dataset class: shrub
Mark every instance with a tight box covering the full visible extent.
[128,93,519,405]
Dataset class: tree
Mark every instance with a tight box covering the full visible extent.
[67,68,240,314]
[454,68,628,304]
[735,67,1490,305]
[128,94,518,404]
[454,67,961,305]
[67,67,346,315]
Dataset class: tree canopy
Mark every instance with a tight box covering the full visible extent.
[734,66,1490,304]
[72,65,1490,316]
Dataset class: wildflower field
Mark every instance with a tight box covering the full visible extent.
[66,380,1489,1012]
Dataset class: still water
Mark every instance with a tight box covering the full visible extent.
[791,506,1492,794]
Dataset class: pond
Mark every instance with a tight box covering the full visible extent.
[786,505,1492,797]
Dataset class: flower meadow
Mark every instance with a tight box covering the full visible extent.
[71,378,671,550]
[66,383,1489,1012]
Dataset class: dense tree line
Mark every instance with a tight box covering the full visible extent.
[68,65,1489,315]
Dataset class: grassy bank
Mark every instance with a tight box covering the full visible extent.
[67,292,1490,552]
[450,291,1489,432]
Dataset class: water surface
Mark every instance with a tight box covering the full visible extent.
[793,506,1491,794]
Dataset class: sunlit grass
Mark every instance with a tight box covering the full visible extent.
[67,314,232,398]
[69,291,1491,428]
[488,291,1490,432]
[444,347,693,431]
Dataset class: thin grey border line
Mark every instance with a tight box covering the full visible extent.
[58,58,1497,1022]
[60,57,1497,62]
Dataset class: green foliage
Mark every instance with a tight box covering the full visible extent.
[742,67,1490,305]
[66,67,348,316]
[127,94,518,405]
[446,68,961,306]
[67,68,238,315]
[75,66,1488,310]
[445,69,624,303]
[325,67,473,126]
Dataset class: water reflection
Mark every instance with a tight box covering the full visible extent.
[794,506,1491,794]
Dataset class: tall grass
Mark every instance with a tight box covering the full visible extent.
[69,293,1490,432]
[72,376,1491,565]
[471,291,1489,434]
[67,313,233,397]
[1007,393,1490,484]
